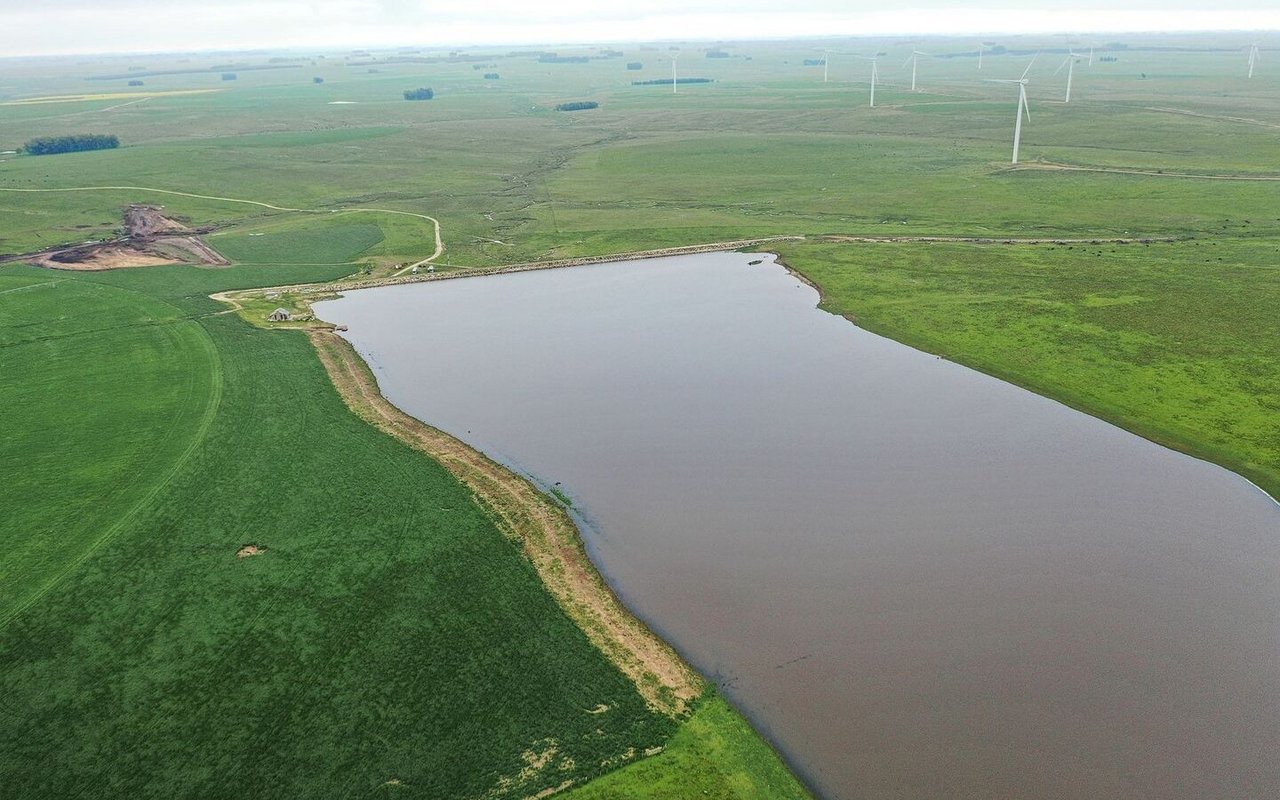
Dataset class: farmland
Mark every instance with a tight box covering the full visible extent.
[1,31,1277,797]
[0,262,684,798]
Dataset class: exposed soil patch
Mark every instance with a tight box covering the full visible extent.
[25,205,229,270]
[236,544,266,558]
[125,204,192,237]
[39,245,178,271]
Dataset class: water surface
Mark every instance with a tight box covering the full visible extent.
[316,253,1280,800]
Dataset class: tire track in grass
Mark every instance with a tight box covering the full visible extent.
[0,302,224,630]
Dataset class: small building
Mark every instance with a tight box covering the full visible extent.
[267,308,292,322]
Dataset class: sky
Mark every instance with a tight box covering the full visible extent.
[1,1,1276,57]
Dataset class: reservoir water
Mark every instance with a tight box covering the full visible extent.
[314,253,1280,799]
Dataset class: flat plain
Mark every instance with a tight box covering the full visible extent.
[1,32,1276,798]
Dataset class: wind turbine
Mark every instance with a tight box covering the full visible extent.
[987,58,1035,165]
[856,55,879,107]
[1248,44,1260,79]
[823,49,830,83]
[1054,52,1082,102]
[978,42,985,70]
[904,50,929,92]
[670,53,679,94]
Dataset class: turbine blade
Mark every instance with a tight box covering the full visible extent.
[1021,54,1038,80]
[1054,58,1068,76]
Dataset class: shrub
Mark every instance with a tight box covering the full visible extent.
[23,134,120,156]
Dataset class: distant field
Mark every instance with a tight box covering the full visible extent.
[1,89,220,105]
[211,218,384,264]
[0,32,1276,798]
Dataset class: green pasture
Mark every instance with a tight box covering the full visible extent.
[0,262,684,799]
[0,275,218,622]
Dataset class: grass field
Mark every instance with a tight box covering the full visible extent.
[564,695,811,800]
[1,30,1277,798]
[0,262,686,798]
[0,275,219,622]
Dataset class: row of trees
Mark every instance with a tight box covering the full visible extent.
[403,87,434,100]
[630,78,713,86]
[23,134,119,156]
[555,101,599,111]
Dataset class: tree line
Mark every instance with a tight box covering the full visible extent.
[555,101,598,111]
[403,87,435,100]
[23,134,120,156]
[631,78,713,85]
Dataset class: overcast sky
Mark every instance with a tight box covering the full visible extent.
[2,1,1276,57]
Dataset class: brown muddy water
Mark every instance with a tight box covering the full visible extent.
[314,253,1280,800]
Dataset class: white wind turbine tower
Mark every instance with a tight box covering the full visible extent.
[670,53,679,94]
[1054,52,1082,102]
[905,50,929,92]
[824,49,831,83]
[978,42,985,70]
[988,58,1035,165]
[855,55,879,107]
[1248,44,1260,79]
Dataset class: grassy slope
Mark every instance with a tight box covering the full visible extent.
[564,695,810,800]
[775,240,1280,500]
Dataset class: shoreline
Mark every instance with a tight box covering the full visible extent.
[304,313,823,800]
[307,329,705,717]
[771,247,1280,508]
[209,232,1179,310]
[213,238,1272,799]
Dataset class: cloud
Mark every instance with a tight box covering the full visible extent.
[0,2,1275,57]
